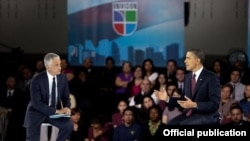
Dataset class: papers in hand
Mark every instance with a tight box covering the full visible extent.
[49,114,70,119]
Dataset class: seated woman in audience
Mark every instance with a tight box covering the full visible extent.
[115,61,133,103]
[210,59,230,85]
[162,88,183,124]
[68,107,88,141]
[151,72,168,105]
[135,95,156,125]
[125,65,143,102]
[112,99,128,128]
[219,84,238,124]
[141,105,165,141]
[141,59,158,87]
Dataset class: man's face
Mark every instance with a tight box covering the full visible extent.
[230,71,240,83]
[47,58,61,76]
[184,52,199,71]
[6,76,16,88]
[123,110,134,124]
[167,62,176,74]
[230,108,243,123]
[140,79,151,93]
[176,69,185,82]
[83,58,92,68]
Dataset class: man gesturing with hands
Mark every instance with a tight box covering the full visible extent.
[155,49,220,125]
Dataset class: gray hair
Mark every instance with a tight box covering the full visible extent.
[44,53,60,67]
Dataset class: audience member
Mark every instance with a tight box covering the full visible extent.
[68,107,88,141]
[0,75,27,141]
[232,60,250,85]
[113,107,141,141]
[86,114,113,141]
[134,95,156,125]
[141,105,165,141]
[80,58,99,114]
[219,84,238,124]
[81,57,99,84]
[112,99,128,128]
[227,68,245,102]
[61,58,74,75]
[115,61,133,102]
[16,66,33,95]
[210,59,230,85]
[175,67,186,94]
[151,72,168,105]
[165,59,177,83]
[74,69,95,122]
[162,88,183,124]
[125,65,143,102]
[223,104,250,126]
[142,59,158,87]
[32,59,45,78]
[129,78,153,109]
[238,84,250,121]
[99,56,118,118]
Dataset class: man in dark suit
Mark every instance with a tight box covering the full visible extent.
[155,49,221,125]
[0,75,29,141]
[23,53,73,141]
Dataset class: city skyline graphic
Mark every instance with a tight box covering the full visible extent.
[68,40,184,67]
[67,0,185,67]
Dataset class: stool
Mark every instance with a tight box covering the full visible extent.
[40,123,59,141]
[0,116,6,141]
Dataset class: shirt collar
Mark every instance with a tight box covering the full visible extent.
[46,71,56,80]
[193,66,203,80]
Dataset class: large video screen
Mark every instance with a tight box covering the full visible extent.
[67,0,185,67]
[248,0,250,67]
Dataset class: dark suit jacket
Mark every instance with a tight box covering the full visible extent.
[169,68,221,124]
[23,71,70,128]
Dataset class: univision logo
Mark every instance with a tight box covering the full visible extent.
[112,1,138,36]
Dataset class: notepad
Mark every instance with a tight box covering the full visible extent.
[49,114,71,119]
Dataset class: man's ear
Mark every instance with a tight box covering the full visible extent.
[196,58,201,64]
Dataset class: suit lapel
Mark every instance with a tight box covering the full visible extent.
[186,73,192,98]
[56,74,63,102]
[193,69,205,98]
[56,74,61,103]
[43,72,50,104]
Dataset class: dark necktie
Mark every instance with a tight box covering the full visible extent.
[232,84,236,99]
[180,83,184,89]
[186,73,196,117]
[191,73,196,96]
[51,77,56,108]
[8,91,12,98]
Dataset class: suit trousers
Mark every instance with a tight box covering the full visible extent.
[26,117,73,141]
